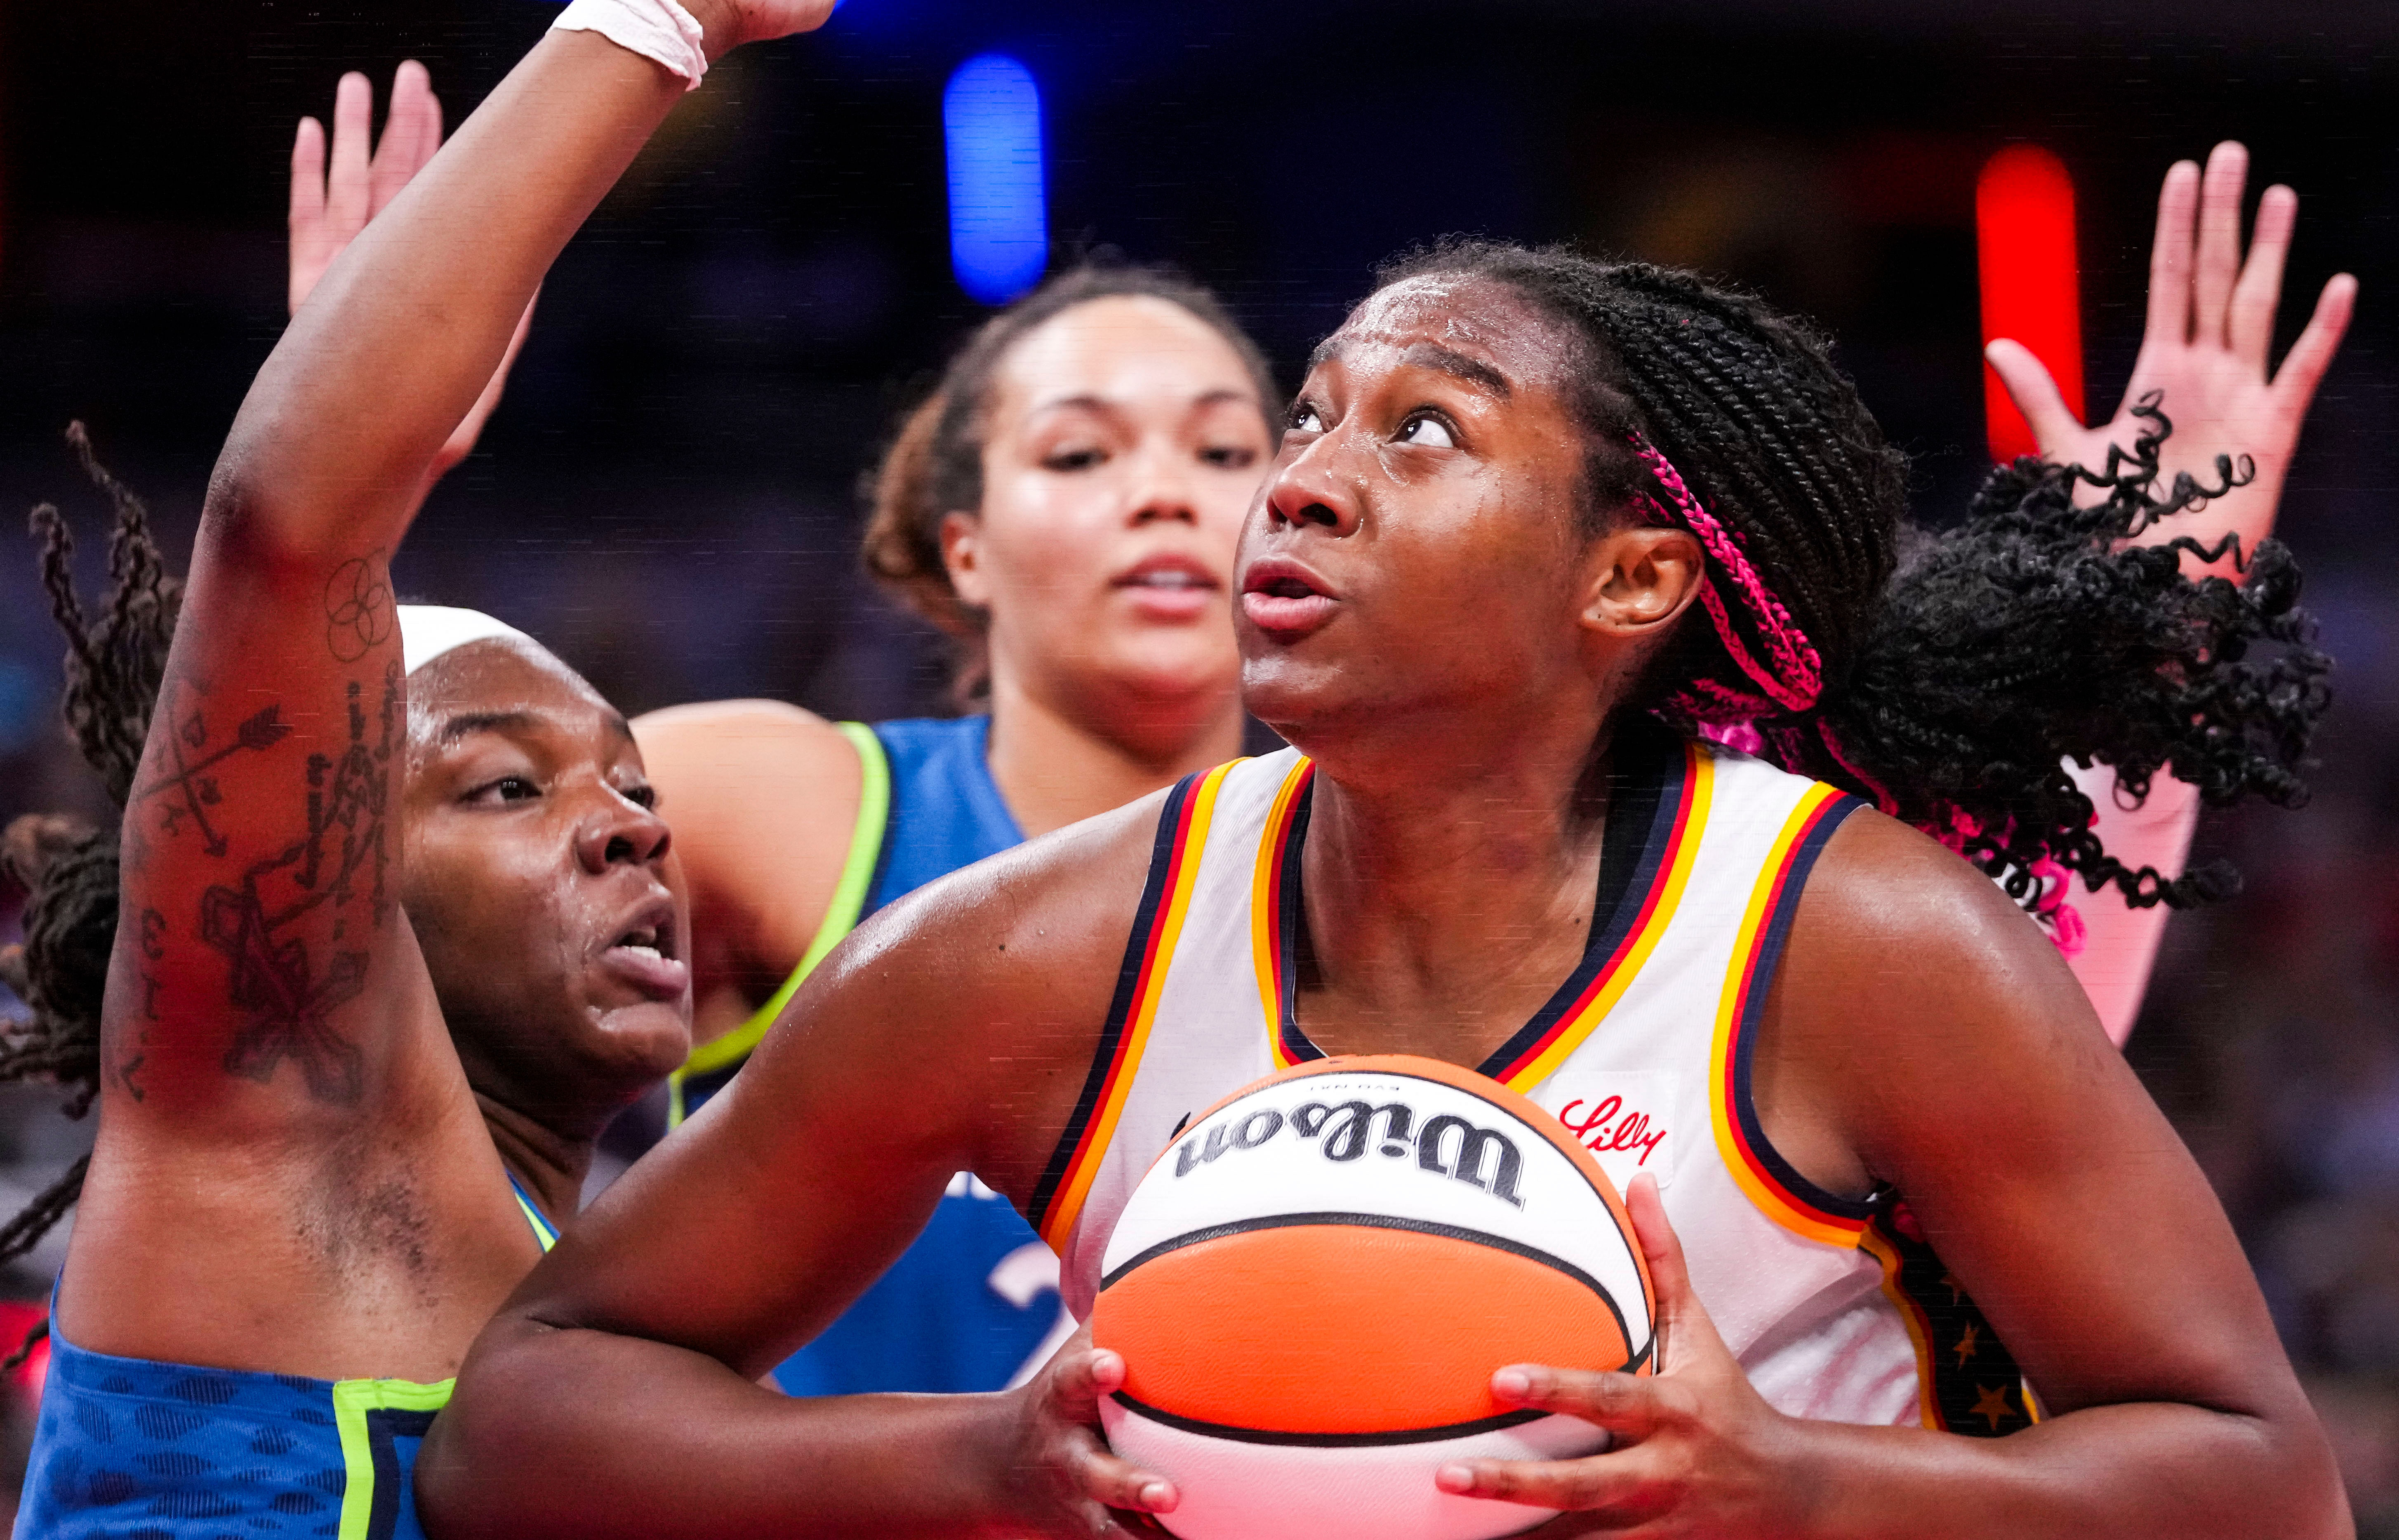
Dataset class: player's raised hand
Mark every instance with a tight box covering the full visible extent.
[999,1321,1180,1538]
[289,62,534,485]
[1986,141,2356,574]
[1435,1175,1800,1538]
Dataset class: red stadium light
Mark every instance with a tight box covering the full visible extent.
[1977,144,2084,463]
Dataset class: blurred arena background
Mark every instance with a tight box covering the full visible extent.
[0,0,2395,1526]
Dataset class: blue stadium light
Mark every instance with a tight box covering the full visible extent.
[944,54,1048,305]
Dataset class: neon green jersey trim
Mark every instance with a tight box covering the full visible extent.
[332,1374,455,1540]
[669,720,890,1126]
[516,1191,558,1252]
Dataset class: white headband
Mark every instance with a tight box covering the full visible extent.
[398,605,539,676]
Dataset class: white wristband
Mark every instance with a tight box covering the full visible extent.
[552,0,710,92]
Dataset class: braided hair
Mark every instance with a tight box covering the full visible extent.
[1375,240,2328,912]
[0,425,183,1355]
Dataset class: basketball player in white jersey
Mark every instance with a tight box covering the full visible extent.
[416,21,2350,1516]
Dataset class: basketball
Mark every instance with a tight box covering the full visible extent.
[1090,1054,1656,1540]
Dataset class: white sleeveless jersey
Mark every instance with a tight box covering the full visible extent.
[1029,723,2037,1436]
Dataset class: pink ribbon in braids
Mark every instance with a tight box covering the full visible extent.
[1627,432,1824,716]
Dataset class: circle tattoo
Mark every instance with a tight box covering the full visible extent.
[323,556,394,663]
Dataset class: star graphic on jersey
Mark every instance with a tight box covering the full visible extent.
[1952,1323,1980,1367]
[1941,1271,1963,1305]
[1971,1382,2016,1432]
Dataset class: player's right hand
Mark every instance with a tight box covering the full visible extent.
[993,1321,1180,1539]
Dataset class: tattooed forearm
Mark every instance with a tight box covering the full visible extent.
[129,682,293,858]
[117,912,167,1102]
[197,661,400,1107]
[127,652,401,1109]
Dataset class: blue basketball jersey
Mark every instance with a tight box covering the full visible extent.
[13,1177,558,1540]
[674,716,1070,1396]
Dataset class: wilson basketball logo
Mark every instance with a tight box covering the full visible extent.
[1172,1099,1527,1208]
[1096,1056,1655,1540]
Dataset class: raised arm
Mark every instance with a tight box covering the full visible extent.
[421,809,1171,1539]
[1988,141,2354,1043]
[110,31,702,1141]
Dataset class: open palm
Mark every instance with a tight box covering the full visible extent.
[289,62,534,487]
[1987,141,2355,571]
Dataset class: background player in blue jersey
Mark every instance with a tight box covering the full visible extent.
[634,264,1282,1393]
[0,31,847,1532]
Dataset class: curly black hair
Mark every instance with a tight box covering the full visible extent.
[0,425,182,1361]
[1375,240,2328,911]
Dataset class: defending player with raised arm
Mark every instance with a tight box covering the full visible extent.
[0,33,832,1537]
[417,79,2349,1540]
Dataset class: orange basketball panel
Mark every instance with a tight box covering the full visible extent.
[1094,1223,1633,1435]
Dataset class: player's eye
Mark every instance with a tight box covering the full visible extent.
[1396,413,1457,449]
[465,775,540,806]
[620,783,659,811]
[1289,401,1326,434]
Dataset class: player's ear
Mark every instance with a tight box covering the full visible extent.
[939,511,993,608]
[1577,525,1703,640]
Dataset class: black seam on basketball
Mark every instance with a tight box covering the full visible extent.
[1110,1392,1553,1447]
[1097,1210,1639,1361]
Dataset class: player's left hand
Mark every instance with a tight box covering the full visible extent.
[1986,140,2355,577]
[289,61,534,488]
[1434,1173,1805,1538]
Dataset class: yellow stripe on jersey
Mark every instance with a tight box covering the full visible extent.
[1038,761,1235,1251]
[1497,745,1712,1091]
[1858,1223,1943,1431]
[332,1375,454,1540]
[1708,782,1869,1249]
[1252,758,1316,1071]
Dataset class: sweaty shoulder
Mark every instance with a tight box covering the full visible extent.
[1757,805,2116,1194]
[633,700,863,998]
[737,783,1174,1202]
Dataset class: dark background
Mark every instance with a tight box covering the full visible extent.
[0,0,2395,1526]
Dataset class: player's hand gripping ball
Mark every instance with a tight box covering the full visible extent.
[1090,1055,1656,1540]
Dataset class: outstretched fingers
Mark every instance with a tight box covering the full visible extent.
[2227,184,2298,369]
[325,71,373,245]
[1986,338,2087,452]
[2271,272,2359,415]
[287,117,327,315]
[2144,159,2201,351]
[2191,141,2250,351]
[367,61,436,217]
